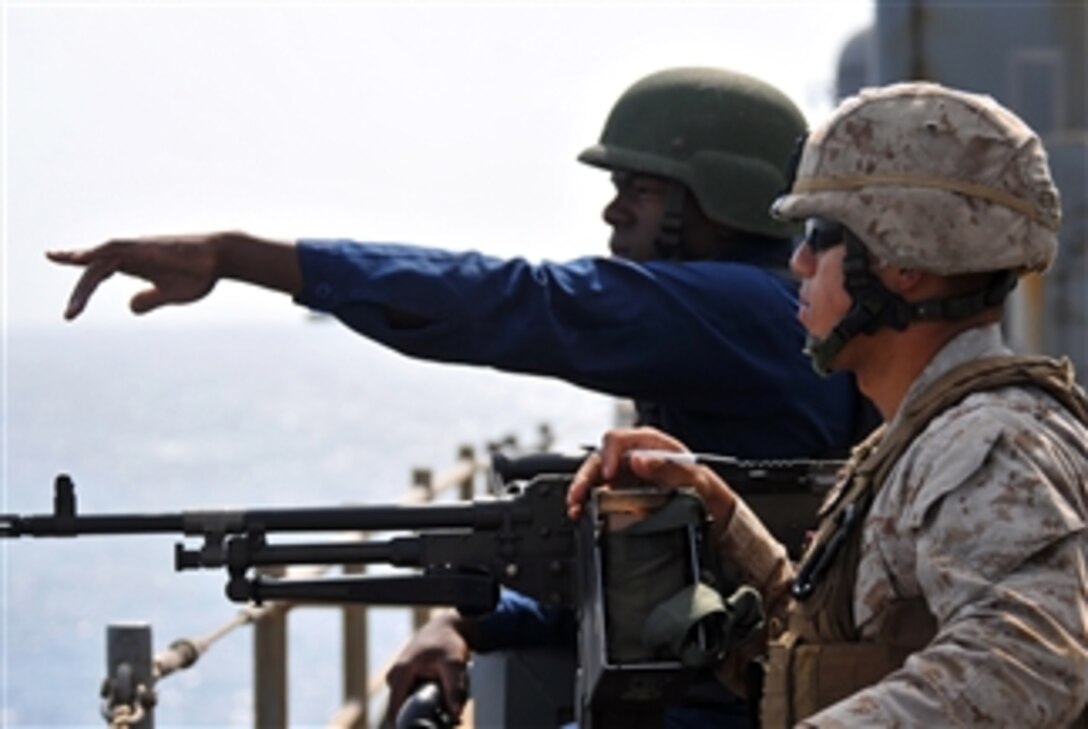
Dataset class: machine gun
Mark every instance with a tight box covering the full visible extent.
[1,453,843,728]
[2,468,577,613]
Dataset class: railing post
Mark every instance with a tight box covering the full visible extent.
[104,622,154,728]
[457,444,476,501]
[536,422,555,451]
[254,567,288,729]
[342,551,369,729]
[411,467,434,498]
[411,468,434,632]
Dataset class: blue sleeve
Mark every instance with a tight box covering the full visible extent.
[471,589,576,653]
[294,239,863,457]
[297,240,792,399]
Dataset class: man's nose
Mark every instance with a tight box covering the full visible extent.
[603,197,631,227]
[789,242,814,277]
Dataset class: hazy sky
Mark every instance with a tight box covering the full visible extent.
[4,1,873,326]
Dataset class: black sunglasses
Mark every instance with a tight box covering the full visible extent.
[802,217,847,253]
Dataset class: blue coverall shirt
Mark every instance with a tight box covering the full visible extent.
[294,239,863,458]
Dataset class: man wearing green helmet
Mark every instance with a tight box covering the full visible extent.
[47,68,874,727]
[582,66,806,263]
[48,67,868,460]
[569,81,1088,728]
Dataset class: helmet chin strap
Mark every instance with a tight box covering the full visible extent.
[654,183,687,259]
[806,230,1019,376]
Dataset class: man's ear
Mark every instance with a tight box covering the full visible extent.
[879,265,926,296]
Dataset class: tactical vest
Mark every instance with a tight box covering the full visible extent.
[761,354,1088,728]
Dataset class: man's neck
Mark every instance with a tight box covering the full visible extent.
[852,321,983,422]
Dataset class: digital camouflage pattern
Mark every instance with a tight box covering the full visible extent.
[716,81,1088,727]
[773,82,1061,275]
[811,324,1088,727]
[717,324,1088,727]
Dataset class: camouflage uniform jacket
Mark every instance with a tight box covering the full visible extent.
[718,323,1088,727]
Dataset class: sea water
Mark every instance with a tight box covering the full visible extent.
[2,321,614,727]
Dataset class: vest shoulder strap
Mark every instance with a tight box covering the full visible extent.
[765,353,1088,728]
[794,353,1087,644]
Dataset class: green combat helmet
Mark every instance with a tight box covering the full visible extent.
[579,67,807,242]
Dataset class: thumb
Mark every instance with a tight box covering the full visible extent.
[130,287,169,314]
[383,680,409,728]
[437,667,469,717]
[627,453,703,488]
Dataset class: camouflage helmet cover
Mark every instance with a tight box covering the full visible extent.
[579,67,807,239]
[773,82,1061,275]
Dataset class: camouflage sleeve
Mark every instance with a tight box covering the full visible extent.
[711,497,795,697]
[809,401,1088,728]
[715,497,794,635]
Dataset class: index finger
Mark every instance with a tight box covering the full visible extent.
[566,452,604,520]
[63,258,121,320]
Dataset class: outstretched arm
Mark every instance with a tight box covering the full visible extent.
[46,231,302,319]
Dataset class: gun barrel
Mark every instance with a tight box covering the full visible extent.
[2,473,532,540]
[1,512,185,537]
[3,502,522,538]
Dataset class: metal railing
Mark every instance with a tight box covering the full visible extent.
[101,427,555,728]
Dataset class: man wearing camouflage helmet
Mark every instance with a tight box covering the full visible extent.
[569,81,1088,727]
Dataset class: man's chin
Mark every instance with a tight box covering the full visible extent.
[802,333,842,377]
